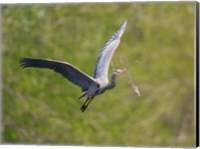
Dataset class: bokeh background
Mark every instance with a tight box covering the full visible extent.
[1,2,196,146]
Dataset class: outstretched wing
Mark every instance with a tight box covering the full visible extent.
[19,58,97,91]
[94,20,127,80]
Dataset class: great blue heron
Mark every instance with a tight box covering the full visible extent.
[19,20,127,112]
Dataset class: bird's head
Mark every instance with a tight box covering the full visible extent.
[113,68,128,76]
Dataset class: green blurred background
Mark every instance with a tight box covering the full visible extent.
[1,2,195,146]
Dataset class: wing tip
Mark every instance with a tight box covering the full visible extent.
[116,19,127,39]
[19,58,26,68]
[124,19,128,27]
[121,19,127,31]
[18,57,32,68]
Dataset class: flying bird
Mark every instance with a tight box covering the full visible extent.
[19,20,127,112]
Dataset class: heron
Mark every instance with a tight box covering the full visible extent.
[19,20,127,112]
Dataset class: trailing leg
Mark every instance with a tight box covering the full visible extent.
[78,92,86,99]
[80,97,94,112]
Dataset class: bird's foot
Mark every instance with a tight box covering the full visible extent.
[80,105,87,112]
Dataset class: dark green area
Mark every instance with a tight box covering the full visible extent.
[2,2,195,146]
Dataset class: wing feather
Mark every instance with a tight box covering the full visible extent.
[94,20,127,79]
[19,58,96,91]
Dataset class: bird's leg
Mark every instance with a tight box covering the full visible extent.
[80,97,90,112]
[78,92,86,99]
[80,97,94,112]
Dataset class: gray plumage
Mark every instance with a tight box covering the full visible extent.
[19,20,127,112]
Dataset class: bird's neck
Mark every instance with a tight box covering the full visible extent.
[98,73,119,94]
[111,73,118,86]
[105,73,118,90]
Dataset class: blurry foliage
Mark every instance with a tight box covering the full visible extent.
[1,2,195,146]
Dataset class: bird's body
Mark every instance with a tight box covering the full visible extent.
[19,20,127,112]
